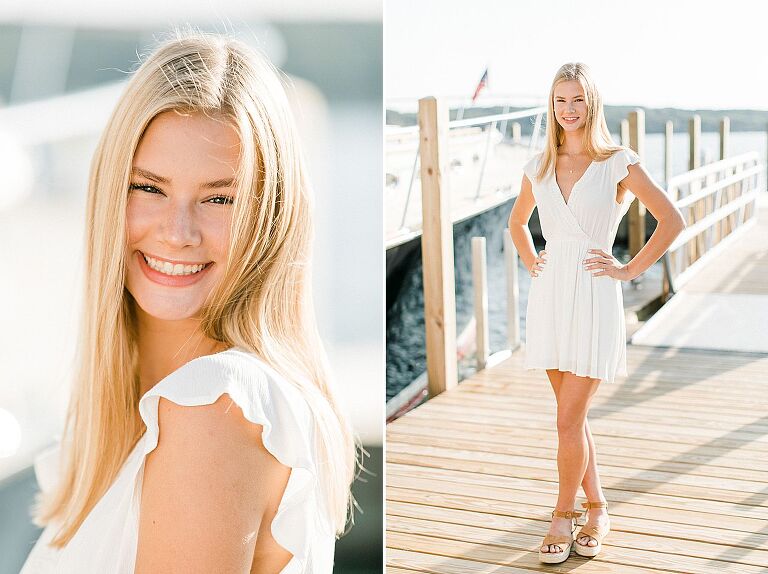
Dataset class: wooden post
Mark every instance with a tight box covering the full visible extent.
[714,117,729,245]
[688,115,702,263]
[418,97,458,397]
[512,122,522,144]
[665,120,673,188]
[620,119,630,147]
[720,117,730,160]
[628,109,646,258]
[689,115,701,170]
[472,237,489,371]
[504,232,520,350]
[629,109,645,158]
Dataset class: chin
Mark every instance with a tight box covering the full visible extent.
[130,293,205,322]
[124,256,217,322]
[125,274,210,322]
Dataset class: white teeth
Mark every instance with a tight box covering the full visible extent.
[143,254,207,276]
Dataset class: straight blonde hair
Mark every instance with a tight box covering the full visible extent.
[534,62,624,183]
[33,29,360,547]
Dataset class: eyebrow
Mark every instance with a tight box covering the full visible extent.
[131,166,235,189]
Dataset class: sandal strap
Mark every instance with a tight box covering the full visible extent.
[552,509,583,519]
[581,500,608,510]
[577,523,610,541]
[542,533,573,546]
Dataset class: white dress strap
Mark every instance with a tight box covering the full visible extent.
[612,147,640,186]
[523,152,543,182]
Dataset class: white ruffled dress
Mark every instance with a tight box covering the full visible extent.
[523,148,640,383]
[19,347,335,573]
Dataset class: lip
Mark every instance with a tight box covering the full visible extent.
[136,251,213,287]
[562,116,579,123]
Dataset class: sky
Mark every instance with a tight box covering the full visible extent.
[385,0,768,110]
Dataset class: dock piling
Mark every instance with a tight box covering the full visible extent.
[418,97,458,397]
[471,237,489,371]
[503,232,520,351]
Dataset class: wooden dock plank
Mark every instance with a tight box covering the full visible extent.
[386,346,768,572]
[389,425,768,473]
[388,516,768,573]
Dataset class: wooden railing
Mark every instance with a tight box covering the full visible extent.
[661,152,764,296]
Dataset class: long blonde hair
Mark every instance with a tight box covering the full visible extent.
[33,29,360,547]
[535,62,624,182]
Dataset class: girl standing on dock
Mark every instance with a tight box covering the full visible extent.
[507,62,685,563]
[21,30,358,573]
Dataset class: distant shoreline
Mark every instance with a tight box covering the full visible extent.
[387,105,768,134]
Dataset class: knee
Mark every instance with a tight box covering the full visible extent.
[556,411,585,437]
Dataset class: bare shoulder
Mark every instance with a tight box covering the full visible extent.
[135,393,292,573]
[154,392,267,449]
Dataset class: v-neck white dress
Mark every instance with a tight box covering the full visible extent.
[522,148,639,383]
[19,347,336,573]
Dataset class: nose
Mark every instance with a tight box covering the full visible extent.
[160,199,202,249]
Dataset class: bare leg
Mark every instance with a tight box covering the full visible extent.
[540,369,600,554]
[580,418,603,501]
[546,371,602,498]
[575,417,610,547]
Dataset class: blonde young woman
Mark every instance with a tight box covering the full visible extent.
[20,31,358,574]
[508,63,685,563]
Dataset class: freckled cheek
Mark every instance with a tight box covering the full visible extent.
[125,200,159,246]
[200,211,233,262]
[125,199,146,248]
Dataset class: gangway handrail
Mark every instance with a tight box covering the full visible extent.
[662,152,764,295]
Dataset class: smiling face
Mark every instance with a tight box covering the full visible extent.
[553,79,588,133]
[125,109,241,322]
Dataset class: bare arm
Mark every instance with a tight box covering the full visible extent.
[620,162,687,280]
[135,394,292,574]
[508,173,546,275]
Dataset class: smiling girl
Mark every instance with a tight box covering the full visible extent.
[507,62,685,563]
[21,31,357,574]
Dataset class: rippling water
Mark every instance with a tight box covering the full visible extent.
[387,200,523,401]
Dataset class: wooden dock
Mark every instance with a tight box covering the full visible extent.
[386,346,768,573]
[386,98,768,572]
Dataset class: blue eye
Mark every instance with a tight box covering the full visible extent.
[207,195,234,205]
[129,183,163,194]
[128,184,233,206]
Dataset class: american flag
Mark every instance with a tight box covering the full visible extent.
[471,68,489,103]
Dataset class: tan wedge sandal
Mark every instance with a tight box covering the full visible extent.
[574,500,610,557]
[538,508,582,564]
